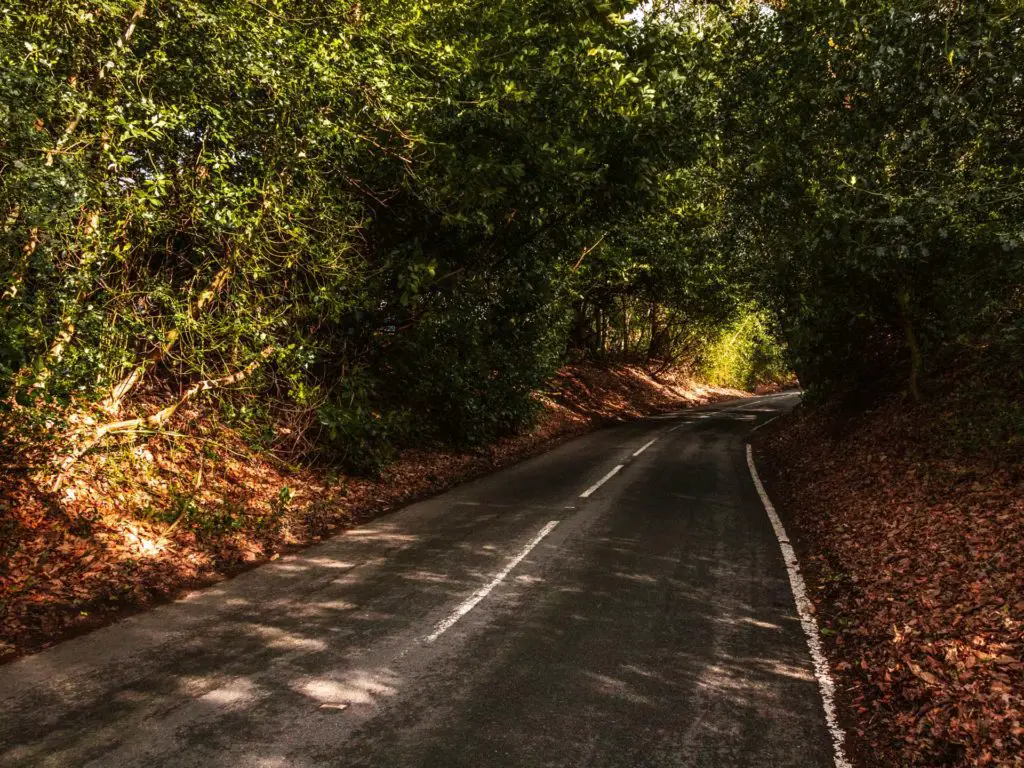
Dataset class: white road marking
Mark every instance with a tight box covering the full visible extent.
[746,445,852,768]
[579,465,624,498]
[632,438,658,457]
[425,520,560,642]
[749,415,780,434]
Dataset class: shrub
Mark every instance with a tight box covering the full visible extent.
[699,311,789,391]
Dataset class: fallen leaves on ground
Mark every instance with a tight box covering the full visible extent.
[0,363,744,662]
[756,398,1023,767]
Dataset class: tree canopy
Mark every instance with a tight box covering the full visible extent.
[2,0,1020,470]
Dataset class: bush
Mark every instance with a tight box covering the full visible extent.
[699,311,789,390]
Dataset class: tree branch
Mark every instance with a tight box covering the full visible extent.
[53,346,274,489]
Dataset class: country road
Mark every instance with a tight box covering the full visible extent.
[0,390,840,768]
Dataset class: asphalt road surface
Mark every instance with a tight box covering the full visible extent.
[0,391,839,767]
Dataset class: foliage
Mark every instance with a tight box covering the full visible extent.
[699,310,789,390]
[0,0,748,471]
[712,0,1024,398]
[3,0,1017,472]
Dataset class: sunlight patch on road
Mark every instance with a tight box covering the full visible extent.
[250,625,328,652]
[200,678,261,707]
[298,670,400,707]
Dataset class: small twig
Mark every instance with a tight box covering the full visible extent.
[53,347,274,489]
[572,233,607,271]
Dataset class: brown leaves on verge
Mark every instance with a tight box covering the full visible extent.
[756,399,1023,767]
[0,363,740,662]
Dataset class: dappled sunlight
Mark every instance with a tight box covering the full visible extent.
[249,758,293,768]
[249,625,328,653]
[176,674,227,697]
[199,678,264,707]
[121,523,168,557]
[612,571,659,584]
[0,503,560,766]
[397,569,452,584]
[342,526,419,545]
[379,478,836,766]
[750,658,816,683]
[619,663,660,680]
[297,668,401,707]
[311,599,358,611]
[300,557,359,570]
[735,616,784,632]
[268,562,310,573]
[511,573,544,586]
[453,540,506,557]
[581,671,658,707]
[0,390,828,765]
[547,365,747,425]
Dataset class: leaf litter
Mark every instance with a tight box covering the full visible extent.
[0,364,746,663]
[755,397,1022,767]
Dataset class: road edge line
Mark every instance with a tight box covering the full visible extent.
[746,444,853,768]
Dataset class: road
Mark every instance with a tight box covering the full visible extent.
[0,391,838,767]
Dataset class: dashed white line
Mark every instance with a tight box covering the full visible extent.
[424,520,559,642]
[746,445,852,768]
[579,464,624,498]
[632,438,658,457]
[749,415,780,434]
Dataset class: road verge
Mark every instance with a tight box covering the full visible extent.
[0,364,747,662]
[751,398,1023,767]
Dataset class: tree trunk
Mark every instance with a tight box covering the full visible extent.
[897,289,922,402]
[622,297,630,356]
[647,303,657,361]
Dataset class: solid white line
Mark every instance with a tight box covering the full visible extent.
[746,446,852,768]
[424,520,559,642]
[579,464,624,498]
[632,438,658,457]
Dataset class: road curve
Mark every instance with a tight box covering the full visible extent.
[0,391,837,767]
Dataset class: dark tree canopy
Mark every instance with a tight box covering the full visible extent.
[2,0,1019,469]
